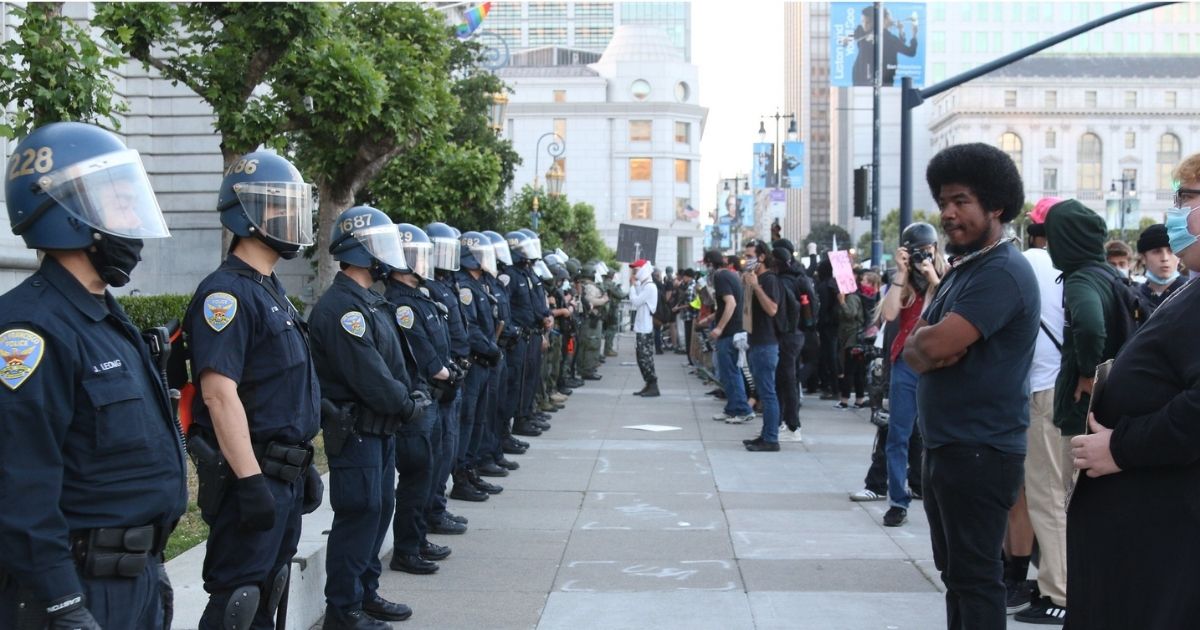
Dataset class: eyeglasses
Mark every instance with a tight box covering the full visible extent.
[1175,188,1200,207]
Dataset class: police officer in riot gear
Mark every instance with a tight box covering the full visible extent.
[484,230,531,454]
[504,230,550,436]
[312,206,429,628]
[0,122,187,630]
[579,260,610,379]
[385,223,468,552]
[185,150,323,630]
[456,232,507,478]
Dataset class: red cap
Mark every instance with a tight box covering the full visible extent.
[630,259,648,269]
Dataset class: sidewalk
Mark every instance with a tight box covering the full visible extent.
[365,334,962,630]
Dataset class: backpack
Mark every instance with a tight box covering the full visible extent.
[653,281,671,324]
[775,272,803,334]
[1077,262,1151,352]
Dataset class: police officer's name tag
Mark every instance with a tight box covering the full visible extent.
[419,287,430,297]
[203,292,238,332]
[341,311,367,338]
[396,306,415,330]
[0,328,44,391]
[459,287,473,306]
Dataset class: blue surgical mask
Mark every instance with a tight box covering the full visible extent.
[1165,206,1199,253]
[1146,269,1181,286]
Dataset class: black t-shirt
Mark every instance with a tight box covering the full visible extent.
[713,269,742,338]
[749,271,783,346]
[916,242,1039,454]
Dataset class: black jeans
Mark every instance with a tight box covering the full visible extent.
[776,332,803,429]
[863,424,924,495]
[839,348,866,400]
[923,444,1024,630]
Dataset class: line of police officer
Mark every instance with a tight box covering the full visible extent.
[0,121,616,630]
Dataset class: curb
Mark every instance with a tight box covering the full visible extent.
[167,474,397,630]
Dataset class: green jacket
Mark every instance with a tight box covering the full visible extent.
[836,293,864,350]
[1044,199,1121,435]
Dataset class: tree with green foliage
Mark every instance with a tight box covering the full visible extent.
[361,38,520,230]
[802,223,853,257]
[505,185,616,266]
[0,3,126,138]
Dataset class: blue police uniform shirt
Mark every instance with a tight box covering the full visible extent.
[529,267,551,320]
[310,273,412,413]
[385,280,452,386]
[455,271,500,359]
[425,276,470,360]
[185,254,320,444]
[487,272,519,342]
[0,256,187,602]
[505,264,539,329]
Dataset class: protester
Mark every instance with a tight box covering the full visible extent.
[1135,223,1187,313]
[903,143,1038,630]
[741,240,783,452]
[1066,153,1200,628]
[704,250,754,423]
[628,259,659,397]
[834,276,866,410]
[1103,240,1134,279]
[877,222,944,528]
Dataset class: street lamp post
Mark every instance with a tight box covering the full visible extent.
[531,132,565,231]
[758,111,797,189]
[1111,175,1137,238]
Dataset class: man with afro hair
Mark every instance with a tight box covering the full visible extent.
[902,143,1041,629]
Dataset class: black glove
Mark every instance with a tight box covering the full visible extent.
[236,474,276,531]
[446,362,465,382]
[47,594,101,630]
[301,464,323,514]
[406,390,434,423]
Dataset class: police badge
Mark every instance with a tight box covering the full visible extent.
[203,292,238,332]
[0,328,44,391]
[341,311,367,338]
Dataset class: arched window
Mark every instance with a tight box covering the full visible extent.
[1077,133,1102,193]
[1000,132,1023,175]
[1157,133,1182,191]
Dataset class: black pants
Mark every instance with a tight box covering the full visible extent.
[839,348,866,399]
[776,331,803,430]
[923,444,1024,630]
[817,327,839,392]
[683,318,694,364]
[863,424,924,495]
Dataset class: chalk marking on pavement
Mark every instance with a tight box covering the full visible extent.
[566,560,617,567]
[579,522,632,530]
[558,580,594,593]
[620,564,699,581]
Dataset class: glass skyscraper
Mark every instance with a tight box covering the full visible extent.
[480,2,691,61]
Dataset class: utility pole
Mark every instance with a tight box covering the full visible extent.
[870,2,883,269]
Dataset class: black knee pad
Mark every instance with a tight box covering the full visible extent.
[223,585,259,630]
[266,564,289,617]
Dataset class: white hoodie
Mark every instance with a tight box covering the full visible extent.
[628,263,658,334]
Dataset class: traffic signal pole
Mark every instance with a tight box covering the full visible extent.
[898,2,1173,232]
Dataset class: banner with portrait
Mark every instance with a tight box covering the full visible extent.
[831,2,926,87]
[752,143,773,189]
[782,141,804,189]
[740,194,755,228]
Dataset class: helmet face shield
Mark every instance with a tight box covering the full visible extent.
[464,237,498,277]
[493,239,513,265]
[233,181,315,247]
[36,149,169,239]
[533,259,552,280]
[403,241,433,280]
[523,237,543,261]
[431,236,461,271]
[356,224,408,270]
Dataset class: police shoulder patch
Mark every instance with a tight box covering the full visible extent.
[396,306,415,330]
[459,287,473,306]
[0,328,45,391]
[203,292,238,332]
[340,311,367,338]
[419,287,431,297]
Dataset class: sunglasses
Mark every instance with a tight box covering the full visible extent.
[1175,188,1200,207]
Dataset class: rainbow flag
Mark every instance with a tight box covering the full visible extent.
[456,2,491,39]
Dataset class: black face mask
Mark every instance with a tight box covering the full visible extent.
[87,234,144,288]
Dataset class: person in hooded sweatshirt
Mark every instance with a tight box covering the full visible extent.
[1042,199,1123,450]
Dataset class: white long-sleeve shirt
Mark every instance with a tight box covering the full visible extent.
[628,265,658,333]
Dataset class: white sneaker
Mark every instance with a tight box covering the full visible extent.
[711,412,734,422]
[724,413,754,424]
[779,425,803,442]
[849,488,885,502]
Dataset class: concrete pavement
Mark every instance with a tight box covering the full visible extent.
[357,334,1031,629]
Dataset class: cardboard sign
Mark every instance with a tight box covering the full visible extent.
[829,250,858,294]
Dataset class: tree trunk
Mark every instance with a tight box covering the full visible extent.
[219,146,241,256]
[314,181,355,294]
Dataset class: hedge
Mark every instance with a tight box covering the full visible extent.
[116,293,306,330]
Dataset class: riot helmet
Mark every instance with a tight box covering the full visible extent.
[425,222,460,271]
[505,231,531,264]
[396,223,434,280]
[329,205,406,280]
[460,230,497,277]
[565,258,582,280]
[217,150,315,259]
[581,260,597,280]
[532,259,553,281]
[515,228,543,260]
[900,222,938,250]
[483,230,512,266]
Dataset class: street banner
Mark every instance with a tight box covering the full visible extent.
[782,141,805,189]
[716,216,733,250]
[720,189,740,224]
[829,250,859,294]
[769,189,787,220]
[740,194,755,228]
[752,143,773,189]
[831,2,925,87]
